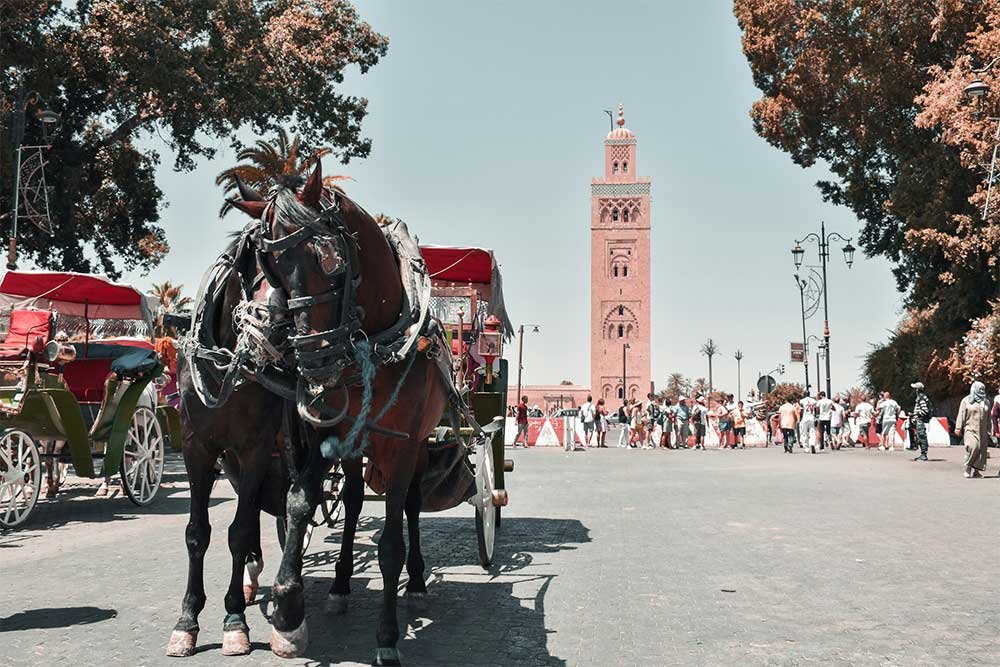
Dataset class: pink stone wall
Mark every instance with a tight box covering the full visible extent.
[516,385,592,414]
[590,109,652,404]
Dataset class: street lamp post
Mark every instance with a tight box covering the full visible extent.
[794,274,811,394]
[964,60,1000,220]
[621,342,630,402]
[734,349,744,401]
[807,334,825,395]
[515,324,541,406]
[7,87,60,269]
[792,221,855,398]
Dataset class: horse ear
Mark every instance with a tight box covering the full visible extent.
[227,199,267,219]
[301,161,323,208]
[233,174,264,202]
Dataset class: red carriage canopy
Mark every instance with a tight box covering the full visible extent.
[419,245,513,339]
[0,271,156,323]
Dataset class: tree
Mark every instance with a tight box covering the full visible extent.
[1,0,387,279]
[663,372,690,401]
[764,382,806,414]
[150,280,192,337]
[734,1,1000,403]
[700,339,720,393]
[215,128,351,216]
[691,377,709,397]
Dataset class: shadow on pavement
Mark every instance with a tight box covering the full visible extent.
[0,606,117,631]
[270,515,590,666]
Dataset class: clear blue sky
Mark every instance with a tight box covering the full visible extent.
[130,0,902,395]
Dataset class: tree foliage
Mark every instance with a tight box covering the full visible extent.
[735,0,1000,400]
[1,0,387,278]
[763,382,805,413]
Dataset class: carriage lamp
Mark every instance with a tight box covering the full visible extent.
[478,315,503,384]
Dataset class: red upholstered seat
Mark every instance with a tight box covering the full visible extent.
[62,359,114,403]
[0,309,52,359]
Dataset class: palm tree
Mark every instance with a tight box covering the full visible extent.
[151,281,192,337]
[692,377,709,396]
[734,349,744,400]
[215,128,351,216]
[665,372,690,400]
[700,338,720,394]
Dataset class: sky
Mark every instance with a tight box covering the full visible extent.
[128,0,903,396]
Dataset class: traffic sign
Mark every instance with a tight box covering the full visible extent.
[757,374,776,395]
[790,342,805,363]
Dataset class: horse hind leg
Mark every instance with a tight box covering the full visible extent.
[166,445,217,657]
[328,458,364,615]
[403,471,428,612]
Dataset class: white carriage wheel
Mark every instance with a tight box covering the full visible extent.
[0,429,42,529]
[474,436,496,568]
[120,406,165,506]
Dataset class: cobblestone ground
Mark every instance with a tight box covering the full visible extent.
[2,443,999,666]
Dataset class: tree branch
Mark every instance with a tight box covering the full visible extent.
[96,112,162,149]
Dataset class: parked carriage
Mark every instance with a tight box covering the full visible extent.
[0,271,181,528]
[420,245,513,567]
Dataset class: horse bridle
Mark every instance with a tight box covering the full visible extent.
[253,191,364,407]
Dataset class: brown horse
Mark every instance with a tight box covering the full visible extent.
[166,163,449,665]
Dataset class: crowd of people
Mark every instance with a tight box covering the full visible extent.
[510,379,997,479]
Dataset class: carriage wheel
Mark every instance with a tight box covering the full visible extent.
[0,430,41,529]
[474,436,497,568]
[317,465,345,528]
[120,406,165,507]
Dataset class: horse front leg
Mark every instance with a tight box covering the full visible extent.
[269,472,321,658]
[166,445,217,657]
[328,458,365,614]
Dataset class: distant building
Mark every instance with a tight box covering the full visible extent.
[521,104,653,407]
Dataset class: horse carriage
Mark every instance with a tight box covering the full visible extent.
[0,271,180,528]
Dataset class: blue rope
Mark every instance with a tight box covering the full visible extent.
[320,344,420,460]
[320,340,375,460]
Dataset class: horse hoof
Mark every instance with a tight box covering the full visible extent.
[270,621,308,659]
[374,647,402,666]
[165,629,198,657]
[406,592,428,612]
[222,628,251,656]
[326,593,349,615]
[243,583,258,606]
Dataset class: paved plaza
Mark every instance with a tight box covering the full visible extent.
[2,444,999,666]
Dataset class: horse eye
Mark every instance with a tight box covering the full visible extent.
[314,239,343,275]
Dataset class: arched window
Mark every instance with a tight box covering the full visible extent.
[623,209,629,223]
[618,386,624,399]
[612,162,619,174]
[622,265,628,277]
[613,266,619,277]
[618,324,624,338]
[612,208,619,222]
[626,324,634,337]
[623,161,629,173]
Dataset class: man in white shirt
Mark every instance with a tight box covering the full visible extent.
[799,394,818,453]
[816,392,834,450]
[830,398,846,449]
[878,391,901,451]
[578,395,596,450]
[854,398,875,447]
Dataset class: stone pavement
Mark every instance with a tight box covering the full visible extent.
[2,445,999,666]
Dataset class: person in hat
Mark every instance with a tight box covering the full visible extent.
[692,395,708,450]
[910,382,931,461]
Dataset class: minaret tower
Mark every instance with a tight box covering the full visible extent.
[590,104,652,402]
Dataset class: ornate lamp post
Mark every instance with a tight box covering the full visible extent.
[515,324,540,406]
[964,61,1000,220]
[794,274,812,393]
[792,222,855,398]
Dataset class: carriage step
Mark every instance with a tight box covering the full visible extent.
[503,459,514,473]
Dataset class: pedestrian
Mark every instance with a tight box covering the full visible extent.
[629,398,645,448]
[513,395,530,448]
[878,391,901,451]
[732,400,747,448]
[854,396,874,447]
[830,396,846,450]
[617,401,631,448]
[675,396,691,449]
[718,394,735,449]
[909,382,931,462]
[578,394,596,450]
[692,396,708,450]
[955,380,990,478]
[799,392,818,454]
[644,393,661,449]
[596,398,609,448]
[778,396,799,453]
[660,398,674,448]
[816,391,833,450]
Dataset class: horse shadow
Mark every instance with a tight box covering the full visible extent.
[258,515,590,666]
